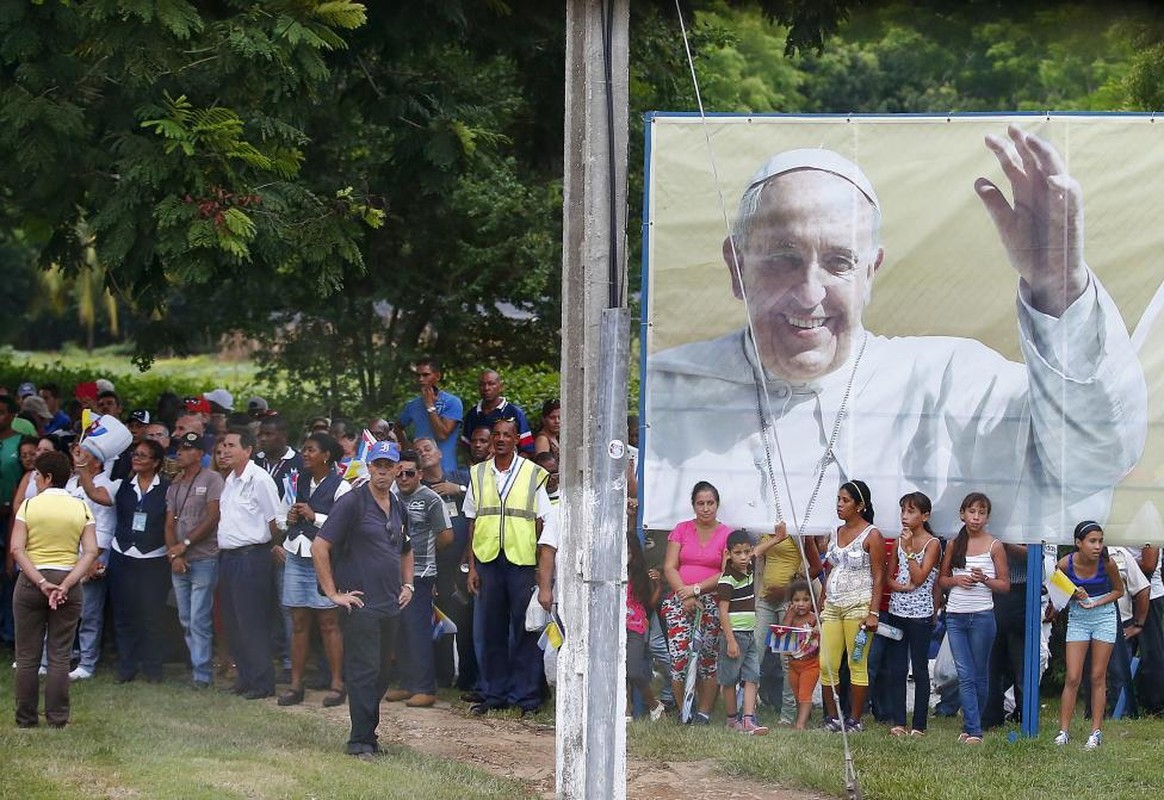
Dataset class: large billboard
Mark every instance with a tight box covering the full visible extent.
[641,114,1164,545]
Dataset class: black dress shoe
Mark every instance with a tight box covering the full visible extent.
[277,688,305,706]
[243,689,273,700]
[460,691,484,704]
[469,702,492,716]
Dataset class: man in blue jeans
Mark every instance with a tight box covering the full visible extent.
[164,432,224,688]
[385,449,452,708]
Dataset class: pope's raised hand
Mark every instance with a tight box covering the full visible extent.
[975,124,1087,318]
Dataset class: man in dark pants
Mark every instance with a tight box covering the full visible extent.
[984,544,1029,728]
[216,431,283,699]
[465,417,553,717]
[313,441,414,758]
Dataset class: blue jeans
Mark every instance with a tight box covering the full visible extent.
[77,551,111,672]
[399,575,437,695]
[649,614,673,706]
[173,557,219,684]
[946,610,996,736]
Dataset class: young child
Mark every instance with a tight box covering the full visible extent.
[627,529,665,721]
[717,528,779,735]
[782,580,821,730]
[1053,521,1124,749]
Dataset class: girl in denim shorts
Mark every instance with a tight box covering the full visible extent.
[1053,521,1126,750]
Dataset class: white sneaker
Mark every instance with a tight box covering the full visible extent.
[1084,730,1102,750]
[1053,730,1069,746]
[649,702,666,722]
[37,666,47,677]
[69,666,93,681]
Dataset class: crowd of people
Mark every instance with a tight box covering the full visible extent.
[635,477,1164,749]
[0,363,564,756]
[4,366,1164,756]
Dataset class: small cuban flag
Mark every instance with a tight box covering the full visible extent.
[767,624,811,655]
[342,429,378,482]
[431,606,458,641]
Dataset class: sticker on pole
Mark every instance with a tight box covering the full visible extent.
[608,439,625,460]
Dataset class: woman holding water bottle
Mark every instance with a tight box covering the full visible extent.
[938,492,1009,744]
[818,480,885,733]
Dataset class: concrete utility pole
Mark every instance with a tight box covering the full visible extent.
[557,1,630,799]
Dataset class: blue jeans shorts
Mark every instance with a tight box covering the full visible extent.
[718,629,762,686]
[1065,601,1118,644]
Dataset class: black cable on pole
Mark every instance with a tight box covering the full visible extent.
[601,0,621,309]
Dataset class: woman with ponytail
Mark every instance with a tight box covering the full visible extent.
[938,492,1008,744]
[885,492,941,736]
[818,479,885,733]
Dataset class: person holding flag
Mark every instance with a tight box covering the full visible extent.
[1052,521,1125,750]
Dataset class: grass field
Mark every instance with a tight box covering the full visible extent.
[629,703,1164,799]
[4,344,260,385]
[0,669,531,800]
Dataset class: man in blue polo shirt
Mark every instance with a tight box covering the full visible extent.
[461,370,534,457]
[398,358,462,473]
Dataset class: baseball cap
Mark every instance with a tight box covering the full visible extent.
[204,388,234,412]
[184,396,212,415]
[247,396,269,414]
[16,382,36,398]
[747,148,880,212]
[368,440,401,463]
[74,381,99,401]
[129,409,151,425]
[20,395,51,421]
[177,431,205,450]
[95,378,115,394]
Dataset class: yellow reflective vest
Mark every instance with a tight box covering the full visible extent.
[470,457,548,566]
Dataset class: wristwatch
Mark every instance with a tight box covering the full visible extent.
[403,583,415,592]
[426,406,437,413]
[182,538,191,548]
[692,584,701,596]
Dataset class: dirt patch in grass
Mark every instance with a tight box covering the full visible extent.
[279,692,824,799]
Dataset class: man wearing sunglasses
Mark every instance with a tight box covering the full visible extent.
[384,450,452,709]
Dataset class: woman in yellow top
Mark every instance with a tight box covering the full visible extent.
[10,451,98,728]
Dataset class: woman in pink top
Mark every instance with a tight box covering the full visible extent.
[662,481,733,724]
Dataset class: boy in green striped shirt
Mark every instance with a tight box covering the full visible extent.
[717,528,780,735]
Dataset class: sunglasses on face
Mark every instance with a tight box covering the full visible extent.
[399,469,418,478]
[131,452,155,460]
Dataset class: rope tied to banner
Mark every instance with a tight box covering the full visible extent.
[670,2,864,797]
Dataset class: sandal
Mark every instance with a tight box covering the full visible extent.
[322,688,347,708]
[889,726,908,737]
[909,729,926,737]
[963,735,982,745]
[957,732,969,743]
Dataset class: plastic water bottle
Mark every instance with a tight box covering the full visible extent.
[874,621,904,641]
[851,627,869,662]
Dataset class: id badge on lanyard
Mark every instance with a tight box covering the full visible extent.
[132,511,148,532]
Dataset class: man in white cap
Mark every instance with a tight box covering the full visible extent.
[646,126,1146,540]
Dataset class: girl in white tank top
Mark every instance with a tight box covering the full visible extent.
[938,493,1009,744]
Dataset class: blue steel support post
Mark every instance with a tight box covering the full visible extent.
[1021,542,1044,737]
